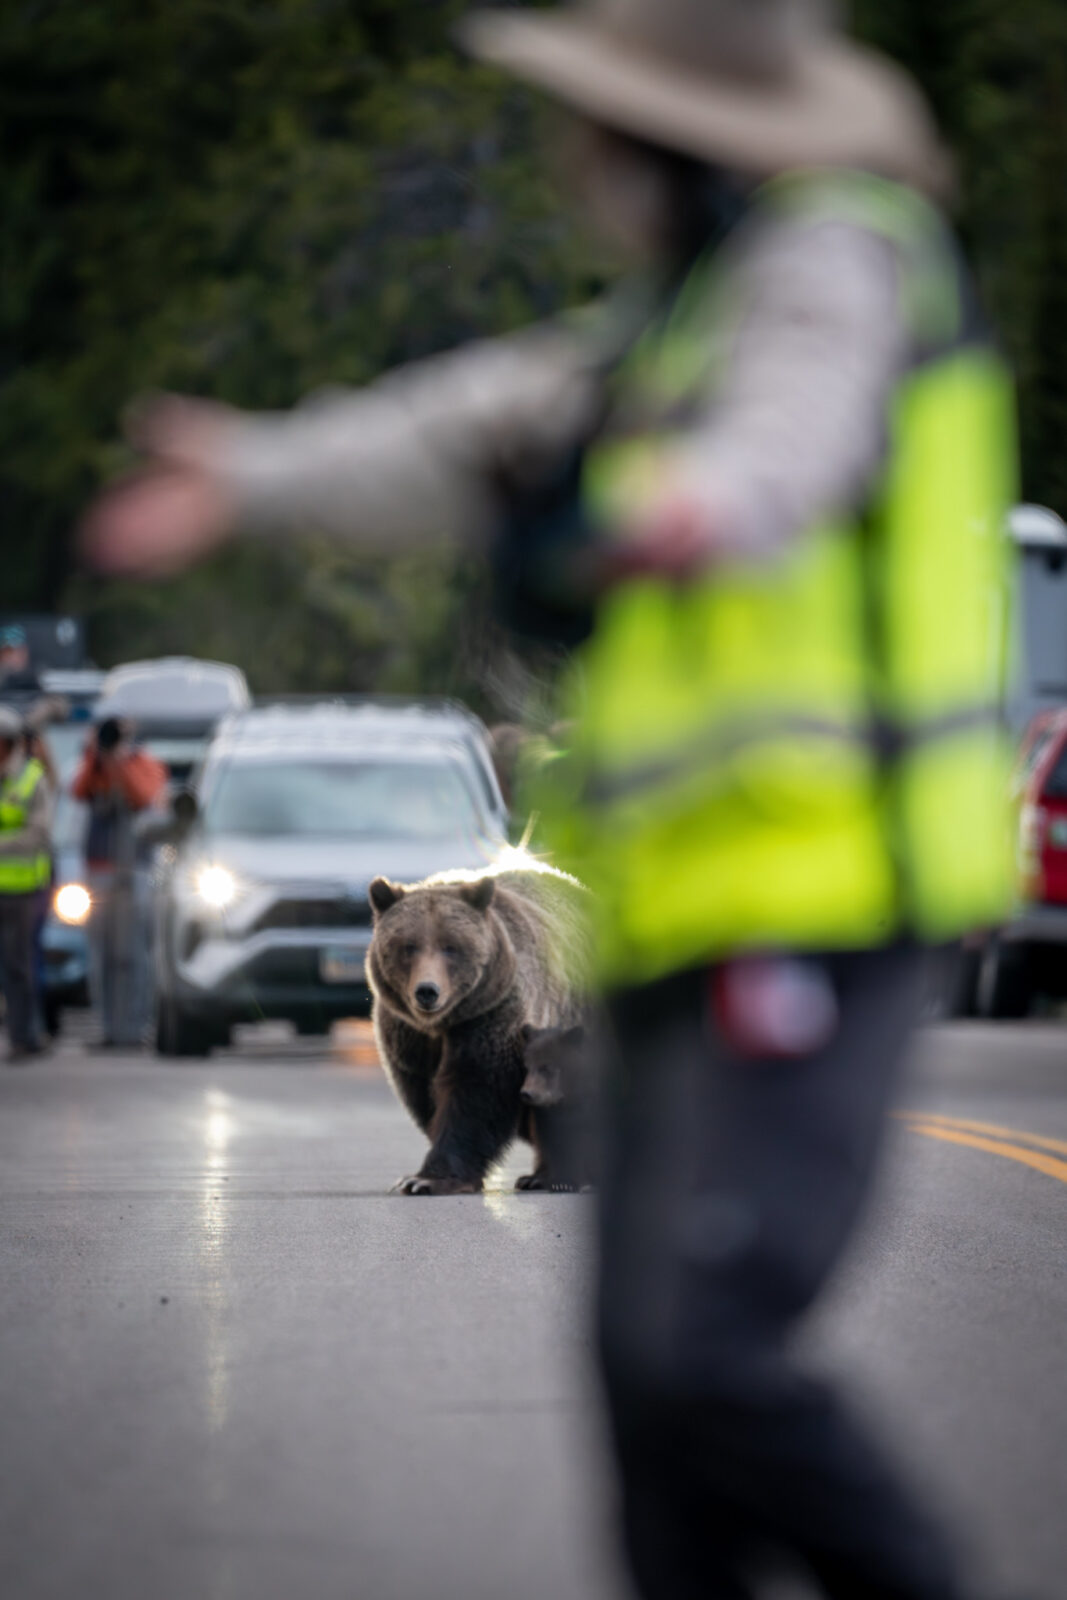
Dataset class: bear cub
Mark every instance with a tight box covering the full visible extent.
[517,1023,596,1193]
[367,867,586,1195]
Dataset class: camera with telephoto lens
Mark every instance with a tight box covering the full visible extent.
[96,717,123,753]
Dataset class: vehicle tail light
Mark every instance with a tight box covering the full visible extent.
[1019,803,1046,895]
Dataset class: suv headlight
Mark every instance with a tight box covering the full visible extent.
[193,864,241,910]
[54,883,92,925]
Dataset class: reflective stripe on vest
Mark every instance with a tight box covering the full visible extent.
[0,758,50,894]
[531,173,1018,986]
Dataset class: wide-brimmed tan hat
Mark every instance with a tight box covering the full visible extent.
[460,0,950,198]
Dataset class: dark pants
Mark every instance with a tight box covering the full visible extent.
[87,866,152,1047]
[0,892,41,1050]
[599,946,966,1600]
[32,884,50,1033]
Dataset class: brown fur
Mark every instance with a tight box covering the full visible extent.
[516,1023,596,1192]
[366,860,589,1195]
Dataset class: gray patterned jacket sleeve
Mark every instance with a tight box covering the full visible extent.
[217,325,603,550]
[679,211,908,555]
[211,211,906,556]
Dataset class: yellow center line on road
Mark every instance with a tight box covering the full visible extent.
[899,1119,1067,1188]
[895,1110,1067,1161]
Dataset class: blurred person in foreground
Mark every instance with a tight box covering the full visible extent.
[0,705,53,1062]
[71,717,167,1048]
[82,1,1017,1594]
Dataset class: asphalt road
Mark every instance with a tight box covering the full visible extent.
[1,1019,1065,1600]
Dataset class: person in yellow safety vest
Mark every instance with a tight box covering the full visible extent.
[0,705,53,1062]
[82,2,1017,1595]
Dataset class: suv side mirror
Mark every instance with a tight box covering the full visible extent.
[171,788,199,834]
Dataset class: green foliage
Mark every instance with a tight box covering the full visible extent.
[3,0,1066,697]
[852,0,1067,508]
[1,0,593,698]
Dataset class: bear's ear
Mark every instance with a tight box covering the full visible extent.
[369,878,405,918]
[458,876,495,913]
[519,1022,537,1047]
[562,1024,585,1049]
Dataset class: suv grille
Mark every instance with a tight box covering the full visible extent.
[252,897,372,934]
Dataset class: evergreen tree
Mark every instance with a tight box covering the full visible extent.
[2,2,1064,694]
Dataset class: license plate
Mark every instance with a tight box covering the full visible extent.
[319,947,366,984]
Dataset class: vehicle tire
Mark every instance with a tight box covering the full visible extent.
[295,1017,328,1037]
[944,944,983,1019]
[155,995,212,1057]
[43,992,63,1039]
[977,941,1032,1020]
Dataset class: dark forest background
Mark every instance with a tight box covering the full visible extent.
[3,1,1065,700]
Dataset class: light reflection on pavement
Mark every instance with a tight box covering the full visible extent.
[0,1020,1065,1600]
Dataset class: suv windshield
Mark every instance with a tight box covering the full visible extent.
[202,759,483,841]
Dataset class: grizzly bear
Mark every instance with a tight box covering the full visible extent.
[516,1023,596,1193]
[366,865,589,1195]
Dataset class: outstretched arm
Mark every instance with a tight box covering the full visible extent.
[83,324,601,576]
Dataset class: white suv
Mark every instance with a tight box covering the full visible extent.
[152,700,508,1055]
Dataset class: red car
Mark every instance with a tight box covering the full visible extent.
[973,707,1067,1016]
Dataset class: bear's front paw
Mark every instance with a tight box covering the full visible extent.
[391,1174,482,1196]
[515,1172,547,1191]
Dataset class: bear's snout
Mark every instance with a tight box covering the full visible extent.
[521,1080,554,1109]
[407,949,451,1016]
[414,981,441,1013]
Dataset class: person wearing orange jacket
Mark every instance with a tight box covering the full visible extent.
[72,717,167,1048]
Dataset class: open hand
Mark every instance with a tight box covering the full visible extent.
[79,394,241,576]
[596,494,728,585]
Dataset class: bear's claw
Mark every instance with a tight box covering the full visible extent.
[515,1172,546,1191]
[391,1174,481,1196]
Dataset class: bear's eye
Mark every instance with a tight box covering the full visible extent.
[401,942,418,959]
[441,945,458,959]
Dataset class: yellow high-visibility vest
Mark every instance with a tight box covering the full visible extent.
[0,758,50,894]
[533,172,1019,987]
